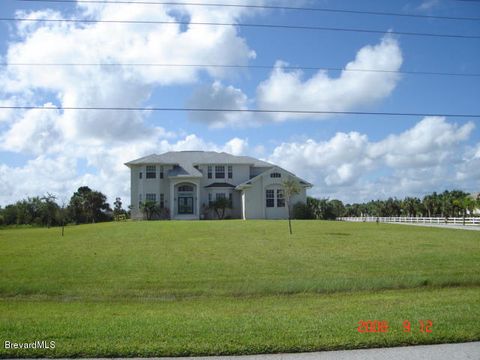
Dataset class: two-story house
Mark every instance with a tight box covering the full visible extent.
[125,151,312,220]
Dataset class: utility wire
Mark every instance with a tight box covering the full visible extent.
[17,0,480,22]
[1,17,479,39]
[2,62,479,78]
[1,106,479,118]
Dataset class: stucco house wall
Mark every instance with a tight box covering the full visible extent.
[126,151,312,220]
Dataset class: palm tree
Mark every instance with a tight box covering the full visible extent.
[454,196,477,225]
[282,178,301,235]
[140,200,157,220]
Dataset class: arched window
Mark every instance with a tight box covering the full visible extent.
[178,185,194,192]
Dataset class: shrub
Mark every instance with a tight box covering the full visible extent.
[292,202,315,219]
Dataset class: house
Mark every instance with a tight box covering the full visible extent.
[125,151,312,220]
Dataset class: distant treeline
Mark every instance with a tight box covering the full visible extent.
[0,186,128,227]
[1,188,478,226]
[294,190,479,220]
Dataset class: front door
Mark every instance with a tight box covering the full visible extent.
[178,197,194,214]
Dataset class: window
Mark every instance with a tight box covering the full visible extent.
[160,193,165,208]
[208,193,213,206]
[139,193,142,207]
[139,171,143,179]
[266,189,275,208]
[146,193,156,202]
[146,165,156,179]
[215,165,225,179]
[208,166,212,179]
[270,172,281,178]
[216,193,226,201]
[228,193,233,206]
[178,185,193,192]
[228,165,233,179]
[277,189,285,207]
[160,166,164,179]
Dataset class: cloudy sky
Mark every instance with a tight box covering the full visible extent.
[0,0,479,206]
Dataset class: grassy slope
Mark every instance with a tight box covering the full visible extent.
[0,220,479,357]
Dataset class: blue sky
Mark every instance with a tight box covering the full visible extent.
[0,0,479,206]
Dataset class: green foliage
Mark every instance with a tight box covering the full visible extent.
[113,197,128,218]
[210,197,232,220]
[342,190,475,218]
[0,196,61,227]
[140,200,170,220]
[68,186,112,224]
[140,200,157,220]
[292,202,315,219]
[298,197,344,220]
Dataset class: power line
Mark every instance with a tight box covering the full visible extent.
[17,0,480,22]
[1,17,479,39]
[1,106,479,118]
[2,62,480,77]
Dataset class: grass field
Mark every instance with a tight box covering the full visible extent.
[0,220,479,357]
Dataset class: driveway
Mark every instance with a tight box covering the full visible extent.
[388,222,480,231]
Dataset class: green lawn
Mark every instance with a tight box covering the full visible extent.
[0,220,479,357]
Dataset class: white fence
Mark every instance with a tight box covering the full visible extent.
[338,216,480,226]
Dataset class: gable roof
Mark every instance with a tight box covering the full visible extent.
[235,166,313,190]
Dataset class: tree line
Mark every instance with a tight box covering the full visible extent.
[0,186,128,227]
[294,190,480,220]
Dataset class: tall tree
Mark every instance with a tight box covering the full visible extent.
[69,186,111,224]
[41,193,58,228]
[282,179,301,235]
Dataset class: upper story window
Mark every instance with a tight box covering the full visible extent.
[139,171,142,179]
[178,185,194,192]
[215,165,225,179]
[277,189,285,207]
[266,189,275,208]
[146,165,156,179]
[270,172,281,178]
[228,165,233,179]
[159,166,164,179]
[208,166,212,179]
[146,193,156,202]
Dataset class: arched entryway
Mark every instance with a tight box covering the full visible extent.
[176,183,195,215]
[172,182,199,219]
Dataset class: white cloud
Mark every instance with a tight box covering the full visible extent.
[223,137,249,155]
[0,134,251,206]
[369,116,474,168]
[187,81,253,128]
[418,0,440,11]
[1,1,259,142]
[0,104,63,155]
[187,35,403,127]
[267,117,476,203]
[256,36,403,122]
[0,1,262,205]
